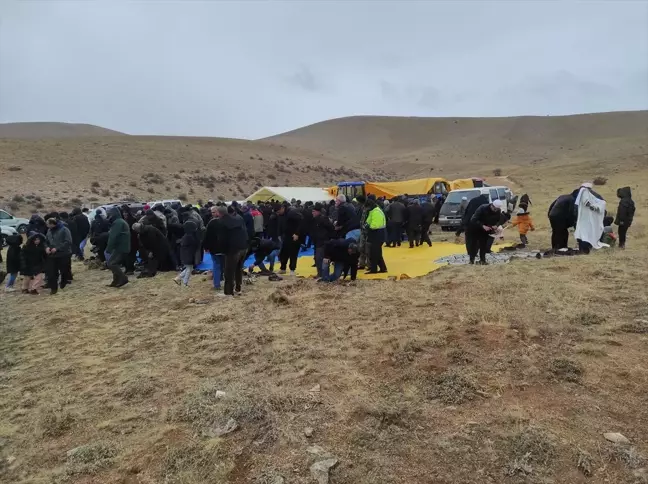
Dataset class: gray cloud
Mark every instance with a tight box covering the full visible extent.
[0,0,646,138]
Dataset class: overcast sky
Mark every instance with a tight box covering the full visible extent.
[1,0,647,138]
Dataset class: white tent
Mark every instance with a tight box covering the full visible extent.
[245,186,334,204]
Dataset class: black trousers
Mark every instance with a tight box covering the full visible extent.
[224,249,246,295]
[466,228,489,263]
[407,227,421,247]
[618,225,629,248]
[420,222,432,246]
[387,221,402,246]
[47,257,69,292]
[279,239,300,271]
[550,218,569,250]
[107,252,128,284]
[367,230,387,272]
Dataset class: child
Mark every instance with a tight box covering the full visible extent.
[174,220,199,287]
[20,233,47,294]
[511,207,535,247]
[4,234,22,292]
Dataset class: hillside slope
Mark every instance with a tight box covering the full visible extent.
[0,122,125,139]
[265,111,648,177]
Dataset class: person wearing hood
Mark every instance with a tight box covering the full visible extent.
[277,203,303,275]
[105,207,131,288]
[91,209,111,238]
[45,218,73,294]
[183,206,205,266]
[511,207,535,247]
[615,187,635,249]
[20,232,47,294]
[4,234,22,292]
[140,209,167,236]
[174,220,199,287]
[27,214,47,236]
[133,222,174,277]
[455,197,469,237]
[119,205,139,274]
[468,199,504,264]
[71,207,90,260]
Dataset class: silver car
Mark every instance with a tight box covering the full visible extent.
[0,209,30,234]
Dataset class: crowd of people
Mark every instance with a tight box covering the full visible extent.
[0,183,636,296]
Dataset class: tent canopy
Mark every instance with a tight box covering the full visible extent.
[246,186,334,204]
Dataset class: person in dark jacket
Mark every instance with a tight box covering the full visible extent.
[614,186,635,249]
[334,195,360,239]
[248,238,280,274]
[311,203,336,278]
[71,208,90,260]
[120,205,139,274]
[461,194,489,252]
[468,199,504,264]
[420,198,435,247]
[221,209,249,296]
[4,234,22,292]
[26,214,47,236]
[174,220,199,286]
[406,200,423,248]
[133,223,174,277]
[45,218,73,294]
[204,206,226,290]
[91,210,111,238]
[105,207,131,287]
[548,192,578,250]
[300,202,314,250]
[141,209,167,236]
[321,238,359,282]
[20,232,46,294]
[385,197,406,247]
[277,203,303,275]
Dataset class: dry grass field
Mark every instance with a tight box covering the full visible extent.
[1,112,648,483]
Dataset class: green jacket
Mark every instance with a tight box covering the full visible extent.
[106,209,131,254]
[365,206,386,230]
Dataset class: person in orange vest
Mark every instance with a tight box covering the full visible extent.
[511,207,535,247]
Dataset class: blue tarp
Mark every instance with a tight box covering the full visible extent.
[196,247,316,271]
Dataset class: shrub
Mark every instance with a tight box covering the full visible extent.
[35,202,44,209]
[217,195,225,201]
[12,194,25,203]
[593,176,607,186]
[128,181,137,187]
[101,189,110,197]
[178,193,188,201]
[175,184,181,189]
[267,174,276,180]
[493,168,502,176]
[236,172,246,181]
[189,188,194,195]
[8,166,21,172]
[91,181,100,188]
[69,198,83,206]
[147,187,155,194]
[8,202,19,211]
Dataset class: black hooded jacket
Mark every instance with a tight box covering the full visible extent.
[406,203,423,228]
[27,215,47,236]
[462,194,489,228]
[548,193,578,227]
[615,187,635,226]
[71,208,90,243]
[179,221,200,266]
[138,225,175,271]
[5,234,22,274]
[281,208,303,239]
[20,233,47,276]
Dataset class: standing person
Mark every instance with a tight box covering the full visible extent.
[175,220,199,287]
[204,206,225,290]
[420,197,435,247]
[548,191,578,250]
[45,218,73,294]
[511,207,535,247]
[455,197,469,237]
[58,212,75,282]
[105,207,131,288]
[20,232,46,294]
[4,234,22,292]
[334,194,360,240]
[462,194,489,257]
[385,197,406,247]
[468,199,503,264]
[406,199,423,248]
[614,187,635,249]
[364,199,388,274]
[277,203,303,275]
[71,207,90,260]
[120,205,139,275]
[311,202,336,279]
[221,207,249,296]
[251,205,265,239]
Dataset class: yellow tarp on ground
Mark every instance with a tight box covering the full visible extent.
[365,178,447,198]
[293,241,508,280]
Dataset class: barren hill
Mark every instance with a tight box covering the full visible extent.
[0,122,125,139]
[266,110,648,177]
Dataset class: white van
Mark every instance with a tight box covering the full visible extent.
[439,186,513,230]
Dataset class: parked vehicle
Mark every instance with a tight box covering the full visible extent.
[1,225,18,247]
[438,186,513,231]
[0,209,30,234]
